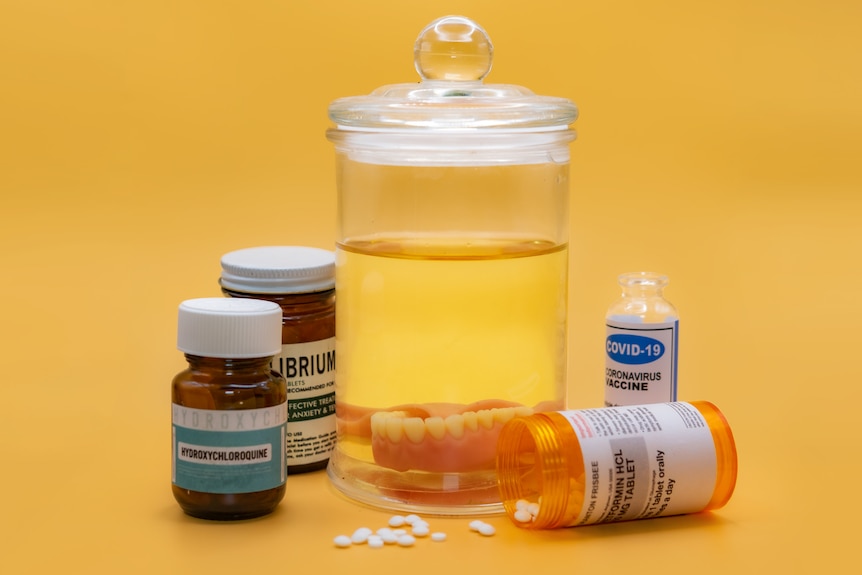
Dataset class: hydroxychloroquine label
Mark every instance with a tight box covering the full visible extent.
[172,403,287,494]
[605,319,678,406]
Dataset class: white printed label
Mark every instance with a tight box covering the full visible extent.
[271,337,337,466]
[563,402,716,526]
[605,319,678,406]
[177,443,273,465]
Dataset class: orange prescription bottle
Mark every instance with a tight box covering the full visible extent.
[496,401,737,529]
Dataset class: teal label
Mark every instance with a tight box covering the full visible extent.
[172,404,287,494]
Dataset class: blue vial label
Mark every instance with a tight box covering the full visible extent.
[605,320,678,406]
[172,404,287,494]
[606,334,666,365]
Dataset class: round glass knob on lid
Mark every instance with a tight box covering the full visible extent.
[413,15,493,82]
[327,15,577,131]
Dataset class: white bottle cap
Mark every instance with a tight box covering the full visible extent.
[219,246,336,294]
[177,298,282,358]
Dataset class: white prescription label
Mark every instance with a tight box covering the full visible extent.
[563,403,716,526]
[605,319,678,406]
[271,337,336,466]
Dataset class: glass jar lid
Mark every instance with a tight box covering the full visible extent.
[328,15,578,131]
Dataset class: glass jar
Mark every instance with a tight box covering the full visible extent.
[325,15,578,515]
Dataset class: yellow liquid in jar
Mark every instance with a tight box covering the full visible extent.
[335,238,568,410]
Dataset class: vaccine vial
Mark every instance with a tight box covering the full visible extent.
[172,298,287,520]
[220,246,337,474]
[605,272,679,406]
[496,401,737,529]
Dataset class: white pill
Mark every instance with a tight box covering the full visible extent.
[380,531,398,544]
[367,535,384,549]
[515,499,530,511]
[468,520,485,532]
[431,532,447,542]
[514,509,534,523]
[392,528,407,536]
[388,515,407,527]
[397,534,416,547]
[412,524,430,537]
[404,514,422,525]
[376,527,393,536]
[527,502,540,516]
[351,527,373,544]
[333,535,352,548]
[477,523,496,536]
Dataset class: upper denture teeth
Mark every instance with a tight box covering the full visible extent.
[370,412,386,437]
[385,416,404,442]
[370,406,535,444]
[444,414,465,439]
[492,407,517,425]
[402,417,426,443]
[461,410,479,432]
[425,416,446,440]
[476,409,495,430]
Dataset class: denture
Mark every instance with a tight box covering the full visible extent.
[337,399,560,473]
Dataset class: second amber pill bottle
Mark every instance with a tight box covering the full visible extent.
[220,246,336,474]
[496,401,737,529]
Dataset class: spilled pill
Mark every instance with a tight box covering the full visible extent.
[397,534,416,547]
[351,527,373,544]
[332,518,455,549]
[468,519,496,536]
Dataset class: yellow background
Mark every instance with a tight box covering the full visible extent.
[1,0,860,572]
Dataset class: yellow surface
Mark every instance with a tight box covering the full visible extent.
[1,1,860,572]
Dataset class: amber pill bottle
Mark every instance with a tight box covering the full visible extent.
[172,298,287,520]
[496,401,737,529]
[220,246,336,474]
